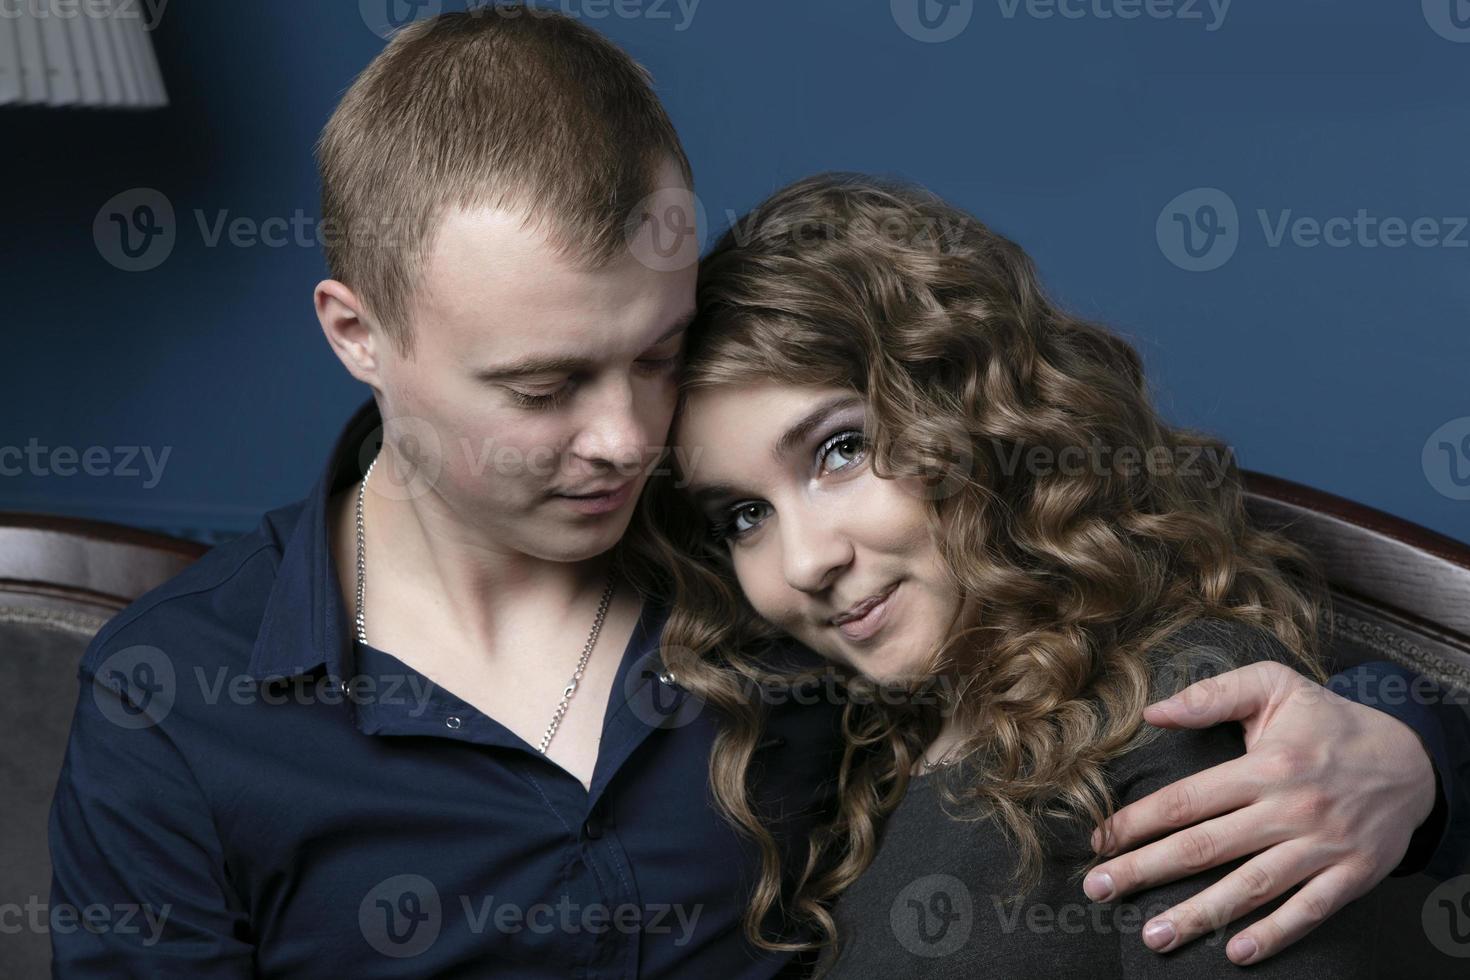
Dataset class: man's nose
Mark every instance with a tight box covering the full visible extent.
[569,378,648,473]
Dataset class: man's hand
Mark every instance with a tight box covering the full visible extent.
[1081,661,1438,965]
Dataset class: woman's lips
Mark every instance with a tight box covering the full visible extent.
[833,582,899,642]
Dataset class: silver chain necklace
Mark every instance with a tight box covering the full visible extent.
[354,453,617,754]
[918,736,965,773]
[919,753,959,773]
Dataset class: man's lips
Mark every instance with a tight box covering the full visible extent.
[830,581,900,626]
[558,483,632,498]
[552,480,637,515]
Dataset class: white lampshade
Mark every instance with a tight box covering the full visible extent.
[0,0,168,109]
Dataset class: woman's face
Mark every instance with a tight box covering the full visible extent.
[674,383,962,684]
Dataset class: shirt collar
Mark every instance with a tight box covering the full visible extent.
[247,398,381,682]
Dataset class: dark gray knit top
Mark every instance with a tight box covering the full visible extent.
[811,619,1386,979]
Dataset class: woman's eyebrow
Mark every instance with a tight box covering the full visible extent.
[685,393,863,503]
[689,482,743,506]
[773,394,863,460]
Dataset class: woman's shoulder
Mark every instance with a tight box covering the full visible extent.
[1143,615,1309,702]
[1103,616,1311,791]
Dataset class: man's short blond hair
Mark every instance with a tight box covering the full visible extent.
[315,7,693,353]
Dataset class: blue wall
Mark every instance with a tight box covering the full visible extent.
[2,0,1466,544]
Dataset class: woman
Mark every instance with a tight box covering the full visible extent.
[624,173,1405,976]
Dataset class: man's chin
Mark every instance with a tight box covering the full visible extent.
[520,512,636,565]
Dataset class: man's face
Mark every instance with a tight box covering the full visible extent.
[371,175,698,564]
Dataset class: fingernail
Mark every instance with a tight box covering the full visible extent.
[1143,918,1175,949]
[1083,872,1114,902]
[1228,935,1258,963]
[1089,828,1102,852]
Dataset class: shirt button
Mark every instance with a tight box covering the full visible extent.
[445,715,463,729]
[584,814,603,840]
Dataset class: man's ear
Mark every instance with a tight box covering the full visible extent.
[315,279,383,385]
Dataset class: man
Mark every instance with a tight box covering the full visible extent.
[47,9,1464,977]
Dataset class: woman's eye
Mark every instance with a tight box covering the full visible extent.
[710,501,771,541]
[732,502,770,533]
[818,430,867,474]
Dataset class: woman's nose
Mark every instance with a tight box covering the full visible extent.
[779,504,853,595]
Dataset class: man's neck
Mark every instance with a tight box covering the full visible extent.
[331,471,617,663]
[326,471,642,788]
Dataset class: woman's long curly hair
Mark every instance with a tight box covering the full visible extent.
[615,172,1328,955]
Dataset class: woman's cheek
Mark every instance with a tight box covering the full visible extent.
[870,478,939,550]
[732,547,791,633]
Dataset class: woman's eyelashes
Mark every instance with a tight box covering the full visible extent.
[817,428,867,475]
[707,429,869,542]
[708,501,771,542]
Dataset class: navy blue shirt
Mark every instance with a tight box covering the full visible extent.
[47,399,842,978]
[48,399,1464,977]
